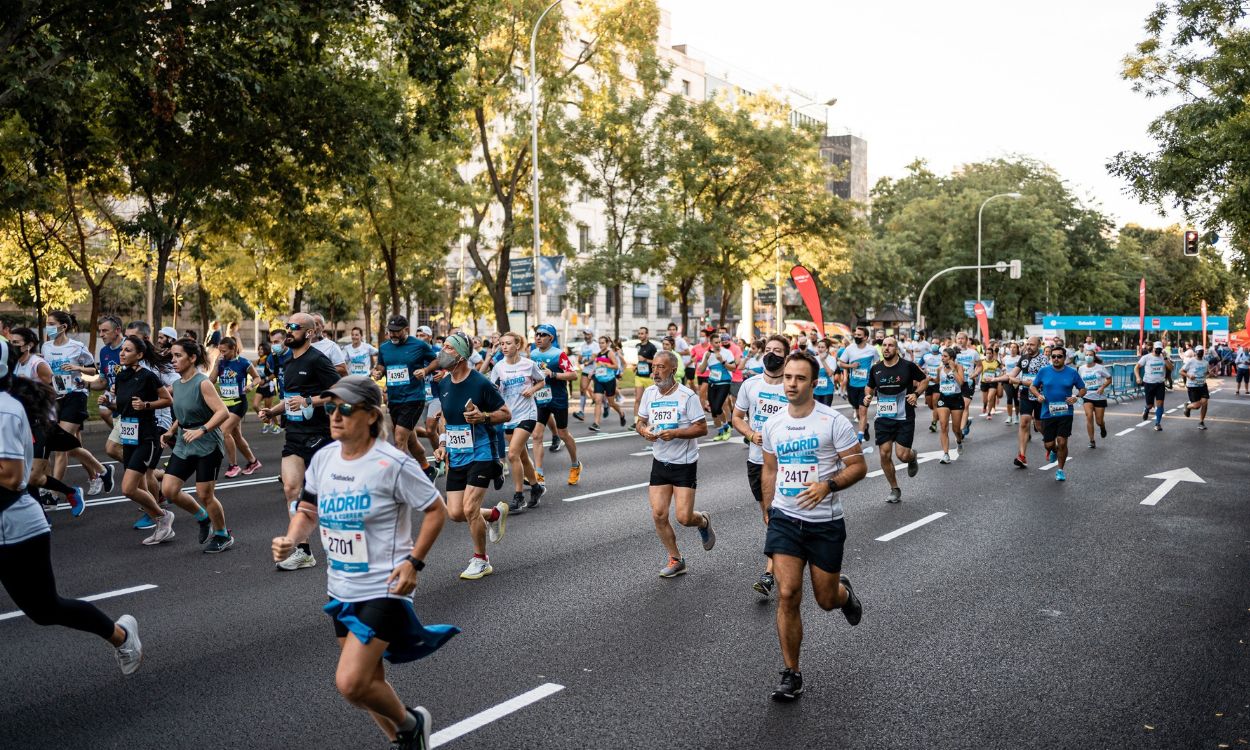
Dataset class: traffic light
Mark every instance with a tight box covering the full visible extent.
[1008,259,1021,279]
[1184,230,1200,256]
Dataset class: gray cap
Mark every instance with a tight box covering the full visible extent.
[320,375,381,407]
[416,325,433,336]
[158,326,179,340]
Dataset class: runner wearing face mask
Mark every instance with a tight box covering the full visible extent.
[731,335,790,597]
[921,343,943,433]
[1134,341,1172,431]
[1009,337,1048,468]
[1180,345,1211,429]
[837,327,881,443]
[1077,354,1111,448]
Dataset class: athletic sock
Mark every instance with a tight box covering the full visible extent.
[41,477,75,496]
[194,508,209,522]
[1155,404,1164,423]
[298,542,311,554]
[487,508,500,522]
[214,529,229,538]
[396,710,417,733]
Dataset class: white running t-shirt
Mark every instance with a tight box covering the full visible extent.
[762,401,860,523]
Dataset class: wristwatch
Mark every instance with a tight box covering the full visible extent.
[404,555,425,571]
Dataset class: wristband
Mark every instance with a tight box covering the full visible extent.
[404,555,425,571]
[438,433,448,445]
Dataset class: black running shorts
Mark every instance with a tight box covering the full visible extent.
[764,509,846,574]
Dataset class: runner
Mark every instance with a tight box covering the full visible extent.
[1078,354,1112,448]
[864,337,928,502]
[113,335,179,544]
[211,336,262,478]
[1001,342,1022,424]
[430,333,510,580]
[633,327,657,425]
[1181,345,1211,429]
[760,351,867,702]
[743,339,766,378]
[954,332,982,438]
[40,310,110,496]
[636,350,712,578]
[921,342,943,433]
[310,313,349,376]
[376,315,437,480]
[812,339,837,407]
[343,326,378,378]
[699,333,738,441]
[260,330,293,435]
[259,313,343,571]
[161,339,234,551]
[1134,341,1172,431]
[1009,336,1048,468]
[270,375,454,750]
[980,346,1002,420]
[1030,349,1086,481]
[589,336,625,432]
[934,348,966,464]
[731,334,789,596]
[254,341,277,432]
[489,332,547,512]
[92,315,125,431]
[528,324,583,488]
[572,329,598,421]
[1235,344,1250,395]
[837,326,881,443]
[0,339,143,674]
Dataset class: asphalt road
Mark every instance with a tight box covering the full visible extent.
[1,383,1248,749]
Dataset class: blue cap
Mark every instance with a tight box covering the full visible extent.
[536,324,557,338]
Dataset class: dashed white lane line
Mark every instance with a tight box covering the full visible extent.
[875,512,947,542]
[0,584,158,622]
[431,683,565,748]
[1166,407,1179,414]
[562,482,648,502]
[49,475,278,512]
[1038,458,1072,471]
[1211,388,1223,394]
[1115,428,1135,437]
[1136,420,1152,427]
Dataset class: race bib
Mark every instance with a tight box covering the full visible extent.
[1147,363,1164,377]
[1189,364,1207,386]
[386,365,411,386]
[348,360,370,376]
[284,392,307,422]
[447,424,474,454]
[534,386,552,405]
[636,361,651,377]
[939,378,959,395]
[752,392,787,429]
[594,365,613,382]
[423,380,434,400]
[1048,401,1070,417]
[120,417,140,446]
[876,394,904,420]
[321,523,368,573]
[778,454,819,497]
[925,365,939,379]
[1082,374,1101,389]
[648,400,680,431]
[816,375,830,390]
[851,367,868,383]
[220,382,241,400]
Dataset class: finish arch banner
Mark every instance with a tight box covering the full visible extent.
[789,265,825,334]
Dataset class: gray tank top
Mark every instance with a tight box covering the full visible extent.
[172,372,224,458]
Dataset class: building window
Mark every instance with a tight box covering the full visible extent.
[547,294,564,315]
[605,286,617,313]
[579,292,595,317]
[511,294,531,312]
[578,187,591,203]
[632,296,648,317]
[578,224,590,254]
[681,79,691,97]
[657,295,671,318]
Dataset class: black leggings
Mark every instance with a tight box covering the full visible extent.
[0,533,114,640]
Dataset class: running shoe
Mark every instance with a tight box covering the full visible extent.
[203,534,234,553]
[659,556,687,578]
[1004,416,1012,424]
[1099,424,1107,438]
[603,406,610,419]
[272,425,283,435]
[1055,469,1066,482]
[1142,407,1150,420]
[392,706,432,750]
[1154,424,1163,431]
[962,423,971,438]
[984,413,992,421]
[224,464,242,478]
[619,414,626,427]
[1013,453,1028,469]
[771,668,804,702]
[588,423,601,432]
[197,517,212,544]
[863,424,870,442]
[100,464,115,493]
[460,556,493,580]
[550,434,562,453]
[753,571,775,598]
[906,457,919,478]
[38,490,57,508]
[1048,450,1057,463]
[1198,422,1207,430]
[699,512,716,551]
[260,423,271,434]
[67,486,86,517]
[114,614,143,676]
[1089,441,1096,449]
[423,464,438,482]
[568,462,582,485]
[527,482,544,508]
[276,547,317,570]
[241,459,262,476]
[840,574,862,626]
[509,491,525,513]
[141,511,175,545]
[1183,404,1191,418]
[87,471,103,496]
[939,452,951,464]
[887,488,902,504]
[572,411,585,422]
[487,501,508,543]
[133,512,156,530]
[928,421,937,433]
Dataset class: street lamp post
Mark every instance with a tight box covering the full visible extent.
[529,0,562,330]
[977,192,1022,303]
[793,97,837,136]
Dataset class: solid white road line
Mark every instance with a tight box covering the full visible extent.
[1211,388,1223,394]
[1115,428,1135,437]
[0,584,158,622]
[875,512,947,542]
[562,482,649,502]
[430,683,565,748]
[1038,458,1072,471]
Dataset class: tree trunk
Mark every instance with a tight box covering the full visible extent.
[152,235,176,330]
[17,213,46,331]
[678,277,694,337]
[612,283,622,341]
[291,287,304,315]
[719,282,732,328]
[359,267,373,345]
[195,263,210,339]
[86,284,102,352]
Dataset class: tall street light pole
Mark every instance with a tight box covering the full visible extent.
[977,192,1022,303]
[530,0,562,330]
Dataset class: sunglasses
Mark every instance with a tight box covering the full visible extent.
[1050,353,1066,359]
[323,401,363,417]
[286,323,303,331]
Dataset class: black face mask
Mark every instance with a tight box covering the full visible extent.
[763,352,785,372]
[854,336,864,344]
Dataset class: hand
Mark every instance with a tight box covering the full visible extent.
[259,407,272,420]
[464,402,483,423]
[432,370,448,382]
[130,396,145,410]
[658,429,678,442]
[160,432,176,448]
[1066,396,1077,404]
[97,394,109,406]
[387,562,419,596]
[702,402,711,412]
[434,446,447,463]
[795,480,831,510]
[639,424,657,442]
[272,535,294,562]
[184,428,204,443]
[905,394,917,406]
[285,396,303,412]
[750,431,763,446]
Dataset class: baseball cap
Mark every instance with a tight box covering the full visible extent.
[1153,340,1164,350]
[1195,345,1204,352]
[320,375,381,407]
[416,325,432,336]
[581,328,593,335]
[536,324,557,338]
[158,326,179,340]
[387,315,409,331]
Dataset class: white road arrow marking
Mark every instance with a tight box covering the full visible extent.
[1140,467,1205,506]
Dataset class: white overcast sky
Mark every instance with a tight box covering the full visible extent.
[663,0,1181,229]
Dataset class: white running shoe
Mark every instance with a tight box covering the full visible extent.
[87,472,103,496]
[141,511,175,545]
[487,501,508,543]
[114,614,142,675]
[460,556,493,580]
[276,547,317,570]
[939,452,951,464]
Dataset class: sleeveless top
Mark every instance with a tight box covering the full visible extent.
[172,372,224,459]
